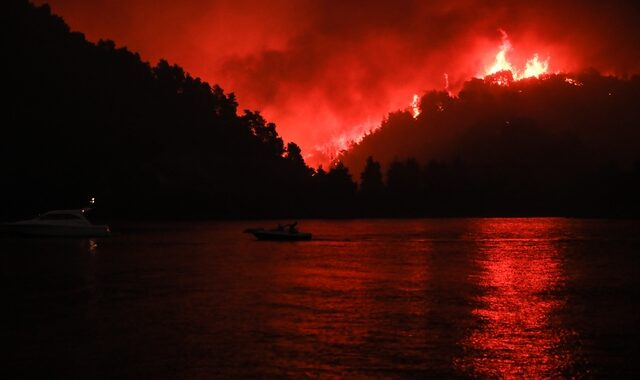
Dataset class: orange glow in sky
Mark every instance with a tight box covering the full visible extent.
[34,1,640,168]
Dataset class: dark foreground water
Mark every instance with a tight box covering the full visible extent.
[3,219,640,378]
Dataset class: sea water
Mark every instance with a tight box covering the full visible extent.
[3,218,639,378]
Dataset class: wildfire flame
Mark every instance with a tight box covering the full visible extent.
[523,54,549,78]
[444,73,453,96]
[411,94,421,118]
[486,30,516,76]
[484,30,550,83]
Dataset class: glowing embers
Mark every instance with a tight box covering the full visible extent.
[565,77,584,86]
[483,30,550,85]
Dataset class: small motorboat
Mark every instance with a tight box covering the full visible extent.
[244,222,312,241]
[2,208,111,237]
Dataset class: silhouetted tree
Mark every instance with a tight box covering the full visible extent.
[360,156,384,196]
[358,156,385,216]
[322,162,357,216]
[386,158,421,216]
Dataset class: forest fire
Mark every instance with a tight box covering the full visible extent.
[483,30,550,83]
[32,0,640,169]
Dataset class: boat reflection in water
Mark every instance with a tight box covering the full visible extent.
[456,219,576,378]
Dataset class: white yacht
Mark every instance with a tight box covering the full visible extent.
[3,208,111,237]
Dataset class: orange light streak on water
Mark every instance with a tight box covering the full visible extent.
[457,219,574,378]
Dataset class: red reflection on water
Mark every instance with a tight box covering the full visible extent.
[263,236,432,376]
[458,219,571,378]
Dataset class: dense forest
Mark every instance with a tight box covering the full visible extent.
[3,0,323,219]
[342,72,640,217]
[3,0,640,219]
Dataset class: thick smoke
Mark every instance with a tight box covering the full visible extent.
[37,0,640,166]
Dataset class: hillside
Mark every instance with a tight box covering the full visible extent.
[3,1,315,219]
[340,72,640,216]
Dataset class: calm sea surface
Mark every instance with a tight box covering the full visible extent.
[3,218,640,378]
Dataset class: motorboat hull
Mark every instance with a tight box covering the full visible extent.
[250,230,312,241]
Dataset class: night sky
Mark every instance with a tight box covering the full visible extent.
[36,0,640,166]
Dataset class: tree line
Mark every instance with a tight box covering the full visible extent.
[356,155,640,217]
